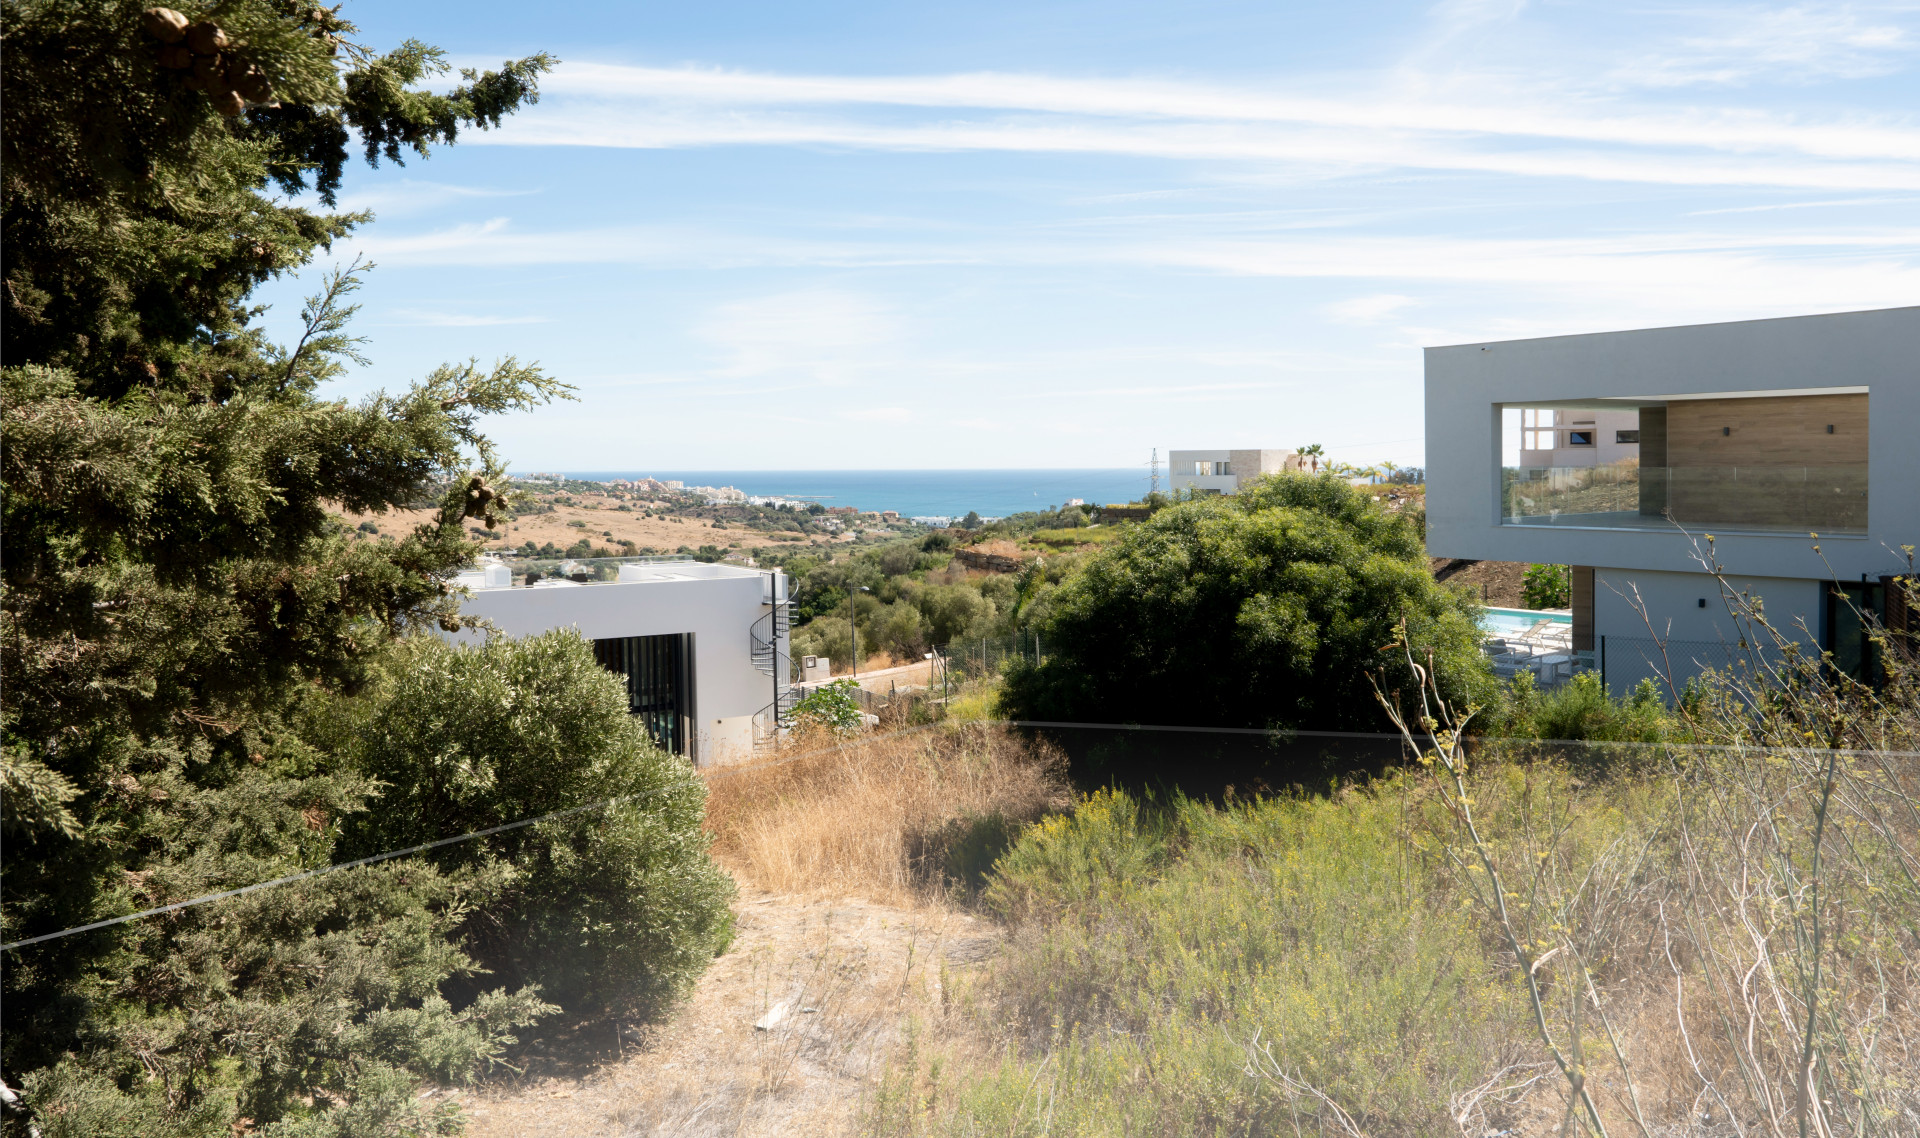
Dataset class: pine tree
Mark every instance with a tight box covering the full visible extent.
[2,2,580,1132]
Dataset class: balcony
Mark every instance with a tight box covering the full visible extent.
[1501,463,1867,534]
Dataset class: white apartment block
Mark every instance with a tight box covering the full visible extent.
[1167,449,1303,496]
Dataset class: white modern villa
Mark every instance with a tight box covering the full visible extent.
[1167,449,1303,496]
[1425,306,1917,694]
[452,555,793,766]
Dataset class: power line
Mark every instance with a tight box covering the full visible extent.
[0,726,942,953]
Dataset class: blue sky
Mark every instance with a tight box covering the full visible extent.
[253,0,1920,471]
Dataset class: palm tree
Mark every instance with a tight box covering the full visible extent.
[1297,443,1326,473]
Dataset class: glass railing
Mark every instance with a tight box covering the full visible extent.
[1502,464,1867,533]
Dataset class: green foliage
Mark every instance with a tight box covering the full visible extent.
[1477,672,1686,745]
[1522,562,1571,609]
[934,784,1521,1135]
[1,4,570,1132]
[1001,473,1493,730]
[341,632,736,1018]
[2,0,553,391]
[982,788,1171,922]
[792,678,866,735]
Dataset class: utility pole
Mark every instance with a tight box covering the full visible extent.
[849,585,870,677]
[1150,447,1160,499]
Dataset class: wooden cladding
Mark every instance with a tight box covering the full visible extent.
[1571,565,1595,653]
[1663,393,1869,530]
[1667,393,1867,467]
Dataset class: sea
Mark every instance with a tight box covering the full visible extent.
[525,469,1152,521]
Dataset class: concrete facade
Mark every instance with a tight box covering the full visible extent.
[1168,449,1302,496]
[453,560,790,766]
[1425,306,1919,692]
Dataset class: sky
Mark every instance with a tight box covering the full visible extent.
[251,0,1920,471]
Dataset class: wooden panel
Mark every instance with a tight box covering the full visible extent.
[1666,394,1868,529]
[1667,393,1867,467]
[1571,565,1595,653]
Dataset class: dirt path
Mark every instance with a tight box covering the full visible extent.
[460,885,997,1138]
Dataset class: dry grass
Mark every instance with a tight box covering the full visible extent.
[704,723,1071,906]
[465,724,1065,1137]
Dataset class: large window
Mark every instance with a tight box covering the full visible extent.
[1499,390,1868,533]
[593,633,694,755]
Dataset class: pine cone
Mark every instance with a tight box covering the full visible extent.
[230,63,272,103]
[192,53,223,83]
[157,44,192,69]
[142,7,189,43]
[211,89,245,117]
[186,22,229,55]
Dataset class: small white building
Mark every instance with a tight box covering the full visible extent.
[1167,449,1303,496]
[452,556,792,766]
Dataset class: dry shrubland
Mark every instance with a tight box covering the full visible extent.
[703,723,1071,905]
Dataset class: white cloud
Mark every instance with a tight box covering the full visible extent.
[1618,4,1916,88]
[1326,293,1419,323]
[693,289,899,382]
[344,215,1920,325]
[466,61,1920,182]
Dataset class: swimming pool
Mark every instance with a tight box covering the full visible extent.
[1483,606,1572,637]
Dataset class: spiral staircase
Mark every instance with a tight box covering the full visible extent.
[750,601,797,751]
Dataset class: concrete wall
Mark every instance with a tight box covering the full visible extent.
[455,567,787,766]
[1168,449,1238,495]
[1170,448,1300,495]
[1592,568,1821,695]
[1425,306,1919,583]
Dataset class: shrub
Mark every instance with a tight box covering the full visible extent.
[940,784,1523,1134]
[1477,671,1683,744]
[1001,473,1493,730]
[343,631,735,1018]
[1521,562,1570,608]
[792,678,865,735]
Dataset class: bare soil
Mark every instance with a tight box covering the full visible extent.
[1430,557,1531,607]
[461,885,991,1138]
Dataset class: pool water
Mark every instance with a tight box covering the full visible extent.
[1483,606,1572,637]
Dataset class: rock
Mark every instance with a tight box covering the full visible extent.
[753,1001,789,1031]
[142,7,189,42]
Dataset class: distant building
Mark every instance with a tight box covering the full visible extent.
[1167,449,1304,495]
[911,515,954,527]
[451,556,793,765]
